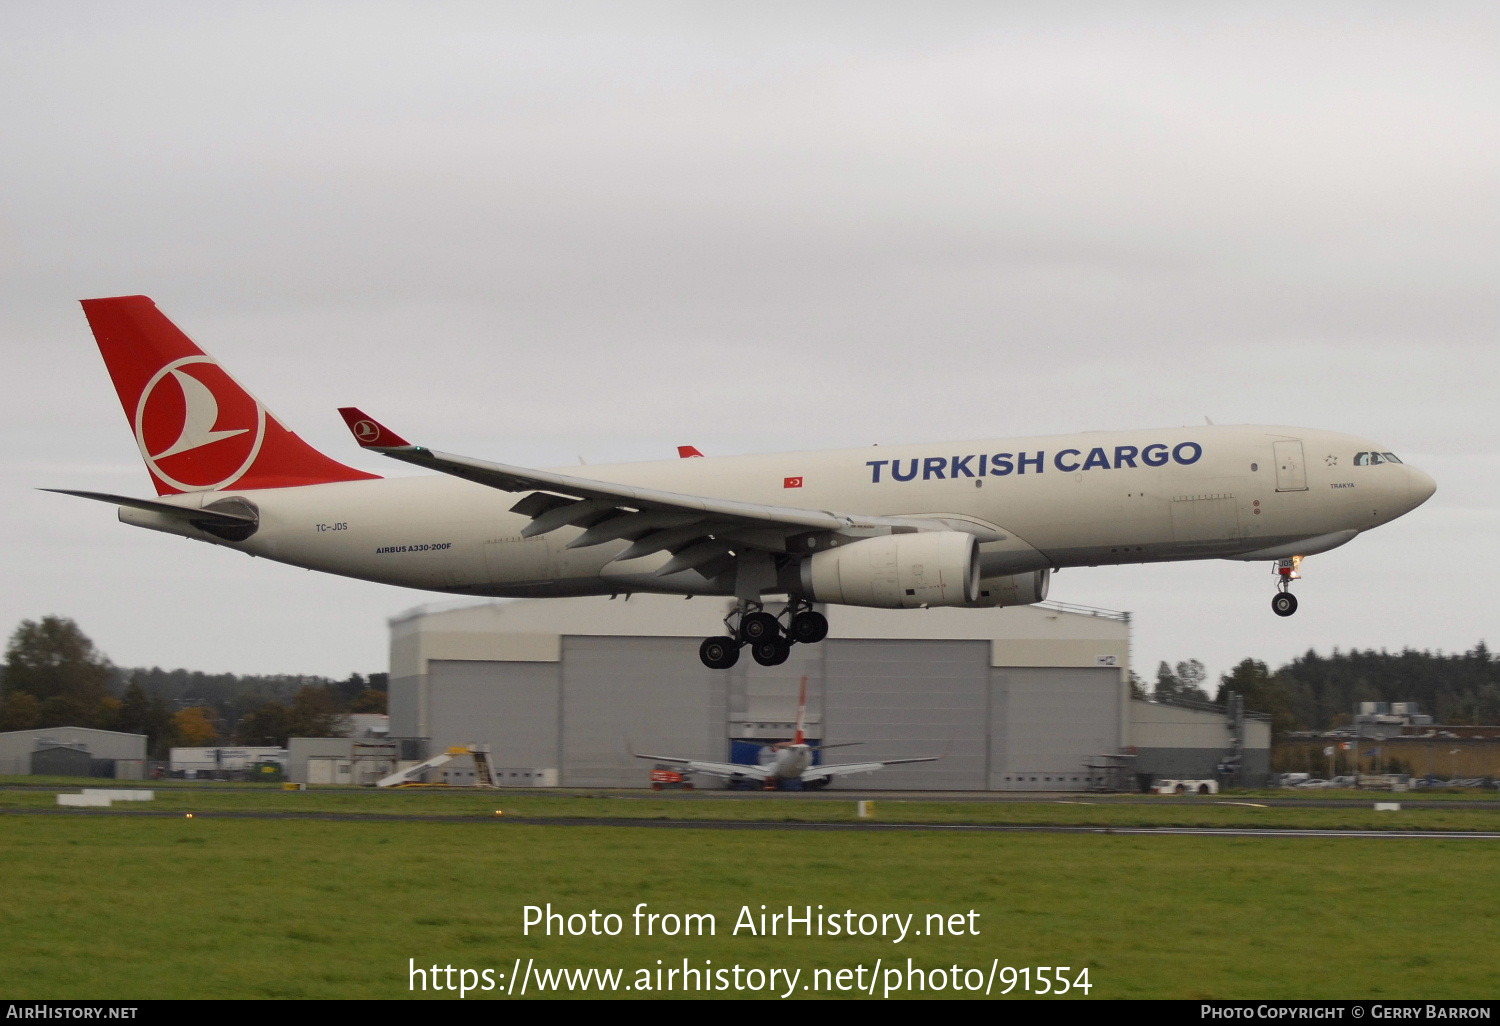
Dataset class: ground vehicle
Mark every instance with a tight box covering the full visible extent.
[1153,778,1219,795]
[649,765,693,790]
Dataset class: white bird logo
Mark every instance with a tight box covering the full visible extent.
[133,356,266,492]
[148,368,249,459]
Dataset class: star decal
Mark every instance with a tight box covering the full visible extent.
[1325,454,1339,466]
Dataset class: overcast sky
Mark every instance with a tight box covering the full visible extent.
[2,2,1495,689]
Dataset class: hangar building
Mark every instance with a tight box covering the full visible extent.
[0,726,147,779]
[388,594,1138,790]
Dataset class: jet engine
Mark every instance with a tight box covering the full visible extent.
[797,531,980,609]
[964,568,1051,608]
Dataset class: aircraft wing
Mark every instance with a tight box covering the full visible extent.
[800,756,941,783]
[632,753,767,782]
[338,408,983,578]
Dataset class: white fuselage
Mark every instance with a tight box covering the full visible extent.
[120,424,1435,599]
[759,744,813,781]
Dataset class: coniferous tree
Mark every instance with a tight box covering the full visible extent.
[3,617,114,728]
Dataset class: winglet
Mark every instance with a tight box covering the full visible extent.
[337,408,412,449]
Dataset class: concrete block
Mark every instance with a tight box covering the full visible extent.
[83,789,154,801]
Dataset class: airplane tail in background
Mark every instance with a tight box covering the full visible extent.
[81,296,379,496]
[793,676,808,746]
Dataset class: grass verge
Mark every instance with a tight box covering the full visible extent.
[1,792,1496,999]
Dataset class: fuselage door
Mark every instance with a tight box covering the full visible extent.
[1273,439,1308,492]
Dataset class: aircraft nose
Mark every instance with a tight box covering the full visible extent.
[1406,465,1437,508]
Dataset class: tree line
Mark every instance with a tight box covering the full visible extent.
[1141,643,1500,744]
[0,616,387,759]
[5,614,1496,758]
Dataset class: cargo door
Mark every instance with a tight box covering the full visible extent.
[484,532,555,586]
[1169,492,1240,544]
[1273,440,1308,492]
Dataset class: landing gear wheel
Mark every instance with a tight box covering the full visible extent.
[788,610,829,644]
[1271,592,1298,617]
[699,636,741,669]
[739,611,781,644]
[751,637,791,666]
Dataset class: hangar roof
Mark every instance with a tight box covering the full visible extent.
[392,594,1127,641]
[0,726,148,763]
[388,595,1130,677]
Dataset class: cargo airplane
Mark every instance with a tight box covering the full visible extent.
[634,678,938,789]
[54,296,1436,668]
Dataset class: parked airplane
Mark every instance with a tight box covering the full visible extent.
[55,296,1436,668]
[633,678,938,790]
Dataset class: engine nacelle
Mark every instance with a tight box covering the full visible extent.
[798,531,979,609]
[963,569,1051,608]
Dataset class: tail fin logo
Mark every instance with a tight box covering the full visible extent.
[134,356,266,491]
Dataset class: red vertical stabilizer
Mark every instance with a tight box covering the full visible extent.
[81,296,379,495]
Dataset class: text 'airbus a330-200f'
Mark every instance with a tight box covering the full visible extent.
[53,296,1436,668]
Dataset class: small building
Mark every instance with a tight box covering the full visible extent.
[1355,701,1434,738]
[343,713,390,738]
[0,726,148,779]
[1130,697,1272,787]
[1285,709,1500,782]
[285,736,425,785]
[287,737,359,785]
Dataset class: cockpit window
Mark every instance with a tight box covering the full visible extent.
[1382,452,1402,464]
[1354,451,1402,466]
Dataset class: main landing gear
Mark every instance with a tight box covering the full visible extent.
[1271,556,1302,617]
[698,599,830,669]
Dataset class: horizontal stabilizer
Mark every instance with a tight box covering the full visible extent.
[42,489,255,525]
[42,489,259,540]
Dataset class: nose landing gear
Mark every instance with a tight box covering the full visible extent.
[1271,557,1302,617]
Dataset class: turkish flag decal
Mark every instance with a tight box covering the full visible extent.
[784,476,803,488]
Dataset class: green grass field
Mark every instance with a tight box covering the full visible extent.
[2,783,1497,1000]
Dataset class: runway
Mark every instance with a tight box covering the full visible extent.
[6,806,1500,839]
[9,782,1498,811]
